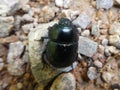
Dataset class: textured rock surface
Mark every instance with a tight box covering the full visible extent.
[0,16,14,37]
[96,0,114,9]
[78,36,98,57]
[73,14,91,29]
[50,73,76,90]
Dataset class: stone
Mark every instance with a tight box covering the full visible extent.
[94,60,103,68]
[107,46,120,54]
[0,35,19,44]
[7,41,25,76]
[0,4,10,15]
[78,36,98,57]
[91,23,100,37]
[101,38,108,46]
[73,14,91,29]
[114,0,120,5]
[0,16,14,37]
[50,73,76,90]
[109,22,120,35]
[55,0,71,8]
[16,82,23,89]
[61,9,79,20]
[81,30,90,37]
[102,72,114,83]
[7,41,25,63]
[108,35,120,47]
[87,67,97,80]
[21,14,34,22]
[22,23,34,34]
[38,6,58,23]
[7,58,25,76]
[96,0,114,9]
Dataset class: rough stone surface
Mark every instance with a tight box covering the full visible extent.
[0,16,14,37]
[81,30,90,37]
[108,35,120,45]
[102,72,114,83]
[55,0,71,8]
[94,60,103,68]
[50,73,76,90]
[73,14,91,29]
[78,36,98,57]
[96,0,114,9]
[7,41,25,76]
[109,22,120,35]
[91,24,100,37]
[22,23,34,34]
[87,67,97,80]
[7,41,25,63]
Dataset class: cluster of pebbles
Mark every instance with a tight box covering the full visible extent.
[0,0,120,90]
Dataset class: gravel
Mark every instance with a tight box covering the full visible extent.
[0,16,14,37]
[78,36,98,57]
[73,14,91,29]
[96,0,114,9]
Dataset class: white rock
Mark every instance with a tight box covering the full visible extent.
[94,60,103,68]
[101,38,108,46]
[0,16,14,37]
[102,72,114,83]
[73,14,91,29]
[108,35,120,45]
[0,58,4,71]
[96,0,113,9]
[0,5,10,15]
[55,0,71,8]
[78,36,98,57]
[107,46,120,54]
[22,23,34,34]
[7,41,25,63]
[87,67,97,80]
[21,14,34,22]
[81,30,90,37]
[109,22,120,35]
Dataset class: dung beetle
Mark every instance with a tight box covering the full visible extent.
[43,18,78,68]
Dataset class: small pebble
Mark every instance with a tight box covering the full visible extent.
[87,67,97,80]
[94,60,103,68]
[81,30,90,37]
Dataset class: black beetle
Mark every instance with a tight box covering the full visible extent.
[43,18,78,68]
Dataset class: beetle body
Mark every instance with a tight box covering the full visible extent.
[43,18,78,68]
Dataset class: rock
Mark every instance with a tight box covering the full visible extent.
[0,0,29,14]
[0,4,10,15]
[9,85,18,90]
[0,16,14,37]
[91,23,100,37]
[38,6,58,23]
[21,14,34,22]
[55,0,71,8]
[0,58,4,71]
[102,72,114,83]
[73,14,91,29]
[87,67,97,80]
[107,46,120,54]
[109,22,120,35]
[0,35,19,44]
[94,60,103,68]
[81,30,90,37]
[61,9,79,20]
[108,35,120,49]
[96,0,114,9]
[50,73,76,90]
[78,36,98,57]
[7,58,25,76]
[7,41,25,76]
[7,41,25,63]
[16,82,23,89]
[101,38,108,46]
[22,23,34,34]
